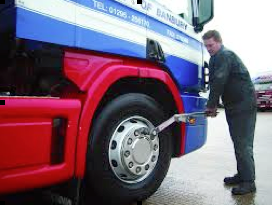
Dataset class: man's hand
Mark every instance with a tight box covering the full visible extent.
[205,107,218,117]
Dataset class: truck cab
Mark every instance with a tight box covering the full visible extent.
[253,73,272,111]
[0,0,213,204]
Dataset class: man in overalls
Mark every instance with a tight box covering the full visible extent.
[202,30,257,195]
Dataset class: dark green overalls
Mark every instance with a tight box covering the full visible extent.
[207,46,257,182]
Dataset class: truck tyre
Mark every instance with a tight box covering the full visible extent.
[85,93,172,205]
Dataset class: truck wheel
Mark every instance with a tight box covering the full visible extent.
[85,93,172,205]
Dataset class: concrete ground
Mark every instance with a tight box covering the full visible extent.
[143,109,272,205]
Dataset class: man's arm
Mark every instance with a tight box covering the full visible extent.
[207,53,231,108]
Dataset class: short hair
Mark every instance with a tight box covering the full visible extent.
[202,30,222,43]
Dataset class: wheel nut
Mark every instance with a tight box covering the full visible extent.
[124,151,130,157]
[150,133,156,140]
[127,138,133,145]
[129,162,134,168]
[142,128,149,135]
[134,130,139,136]
[154,144,158,151]
[136,167,141,173]
[151,155,156,162]
[145,164,149,170]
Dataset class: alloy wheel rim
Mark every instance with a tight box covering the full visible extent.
[108,116,159,183]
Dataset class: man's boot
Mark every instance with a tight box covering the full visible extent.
[224,174,241,185]
[232,182,256,195]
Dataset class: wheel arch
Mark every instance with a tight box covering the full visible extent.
[75,66,185,177]
[91,77,184,157]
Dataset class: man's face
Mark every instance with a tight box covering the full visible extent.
[204,37,222,56]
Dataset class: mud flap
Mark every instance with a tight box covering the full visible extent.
[39,178,82,205]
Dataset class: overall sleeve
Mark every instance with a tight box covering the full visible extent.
[207,53,231,108]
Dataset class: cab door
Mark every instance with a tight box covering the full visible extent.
[145,0,203,91]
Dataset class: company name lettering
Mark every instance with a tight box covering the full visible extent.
[157,8,187,30]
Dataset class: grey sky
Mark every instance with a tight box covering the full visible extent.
[204,0,272,77]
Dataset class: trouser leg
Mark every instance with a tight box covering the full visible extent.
[226,109,256,182]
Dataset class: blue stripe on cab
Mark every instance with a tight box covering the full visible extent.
[15,8,146,58]
[16,8,76,47]
[147,15,201,50]
[76,27,146,57]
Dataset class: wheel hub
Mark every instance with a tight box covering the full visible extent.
[132,138,151,164]
[108,116,159,183]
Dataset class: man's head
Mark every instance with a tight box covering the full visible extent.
[202,30,222,56]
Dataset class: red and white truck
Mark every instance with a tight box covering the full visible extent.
[253,72,272,111]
